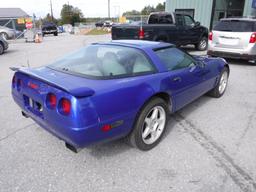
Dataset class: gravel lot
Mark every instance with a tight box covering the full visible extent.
[0,33,256,192]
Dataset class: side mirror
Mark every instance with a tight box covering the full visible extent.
[194,21,200,27]
[197,60,206,68]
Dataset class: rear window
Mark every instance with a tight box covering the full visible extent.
[148,14,173,24]
[214,20,255,32]
[48,45,155,79]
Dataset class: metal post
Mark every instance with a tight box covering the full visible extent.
[50,0,54,21]
[108,0,110,18]
[11,19,16,39]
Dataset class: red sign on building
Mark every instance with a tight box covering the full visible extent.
[25,22,33,29]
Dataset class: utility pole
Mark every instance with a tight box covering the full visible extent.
[50,0,54,21]
[108,0,110,18]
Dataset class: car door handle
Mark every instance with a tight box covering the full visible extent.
[172,77,182,82]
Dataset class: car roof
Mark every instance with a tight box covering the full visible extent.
[97,40,174,50]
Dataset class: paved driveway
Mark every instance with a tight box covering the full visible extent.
[0,34,256,192]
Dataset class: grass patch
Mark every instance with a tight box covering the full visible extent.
[86,28,110,35]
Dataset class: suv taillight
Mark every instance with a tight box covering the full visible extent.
[209,32,213,41]
[139,28,145,39]
[249,32,256,43]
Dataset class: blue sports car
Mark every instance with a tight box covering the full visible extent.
[11,40,229,152]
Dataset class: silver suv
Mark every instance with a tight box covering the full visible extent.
[207,17,256,62]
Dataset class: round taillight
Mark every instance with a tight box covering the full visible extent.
[17,79,22,91]
[12,76,16,88]
[46,93,57,109]
[59,98,71,115]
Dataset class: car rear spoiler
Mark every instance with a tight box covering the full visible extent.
[14,67,95,98]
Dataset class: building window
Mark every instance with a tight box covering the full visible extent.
[175,9,195,18]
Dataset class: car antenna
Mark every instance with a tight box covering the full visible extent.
[27,58,30,68]
[25,50,30,68]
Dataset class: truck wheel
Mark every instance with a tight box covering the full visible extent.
[196,37,208,51]
[127,97,169,151]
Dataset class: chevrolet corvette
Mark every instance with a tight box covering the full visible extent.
[11,40,229,152]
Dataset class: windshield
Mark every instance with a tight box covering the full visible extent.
[48,45,155,79]
[214,20,255,32]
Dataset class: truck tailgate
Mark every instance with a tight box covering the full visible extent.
[112,25,140,40]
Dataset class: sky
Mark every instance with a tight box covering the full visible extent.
[0,0,164,18]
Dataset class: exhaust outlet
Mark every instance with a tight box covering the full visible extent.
[21,111,29,118]
[65,142,79,153]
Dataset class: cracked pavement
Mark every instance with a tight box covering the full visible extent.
[0,34,256,192]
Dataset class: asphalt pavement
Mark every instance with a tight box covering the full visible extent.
[0,33,256,192]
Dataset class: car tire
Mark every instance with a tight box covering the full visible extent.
[196,37,208,51]
[208,67,229,98]
[127,97,169,151]
[0,43,4,55]
[54,32,58,36]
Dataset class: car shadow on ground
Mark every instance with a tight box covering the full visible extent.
[3,49,19,55]
[225,58,255,66]
[84,95,213,158]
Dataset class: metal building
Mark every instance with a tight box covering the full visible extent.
[0,8,30,31]
[165,0,255,29]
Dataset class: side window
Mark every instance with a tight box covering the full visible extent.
[175,15,184,25]
[148,15,159,24]
[158,15,173,24]
[132,52,155,74]
[184,15,194,26]
[155,48,196,71]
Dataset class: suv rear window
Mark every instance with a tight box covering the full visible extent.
[214,20,255,32]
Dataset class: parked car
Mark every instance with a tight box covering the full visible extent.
[57,26,64,33]
[0,26,16,40]
[208,17,256,63]
[11,40,229,152]
[0,36,8,54]
[42,22,58,36]
[103,20,114,28]
[112,12,209,51]
[95,20,105,27]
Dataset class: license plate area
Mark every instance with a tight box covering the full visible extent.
[24,95,44,118]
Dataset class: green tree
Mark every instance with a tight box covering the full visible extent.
[141,5,155,15]
[41,13,58,24]
[122,10,141,16]
[155,2,166,12]
[60,4,84,25]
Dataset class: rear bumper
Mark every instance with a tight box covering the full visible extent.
[12,92,103,148]
[12,91,132,149]
[42,30,57,34]
[207,50,256,60]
